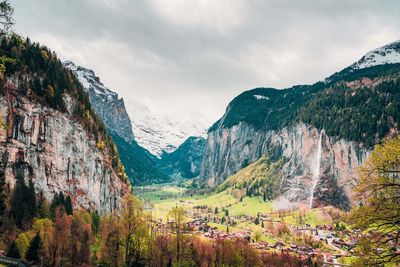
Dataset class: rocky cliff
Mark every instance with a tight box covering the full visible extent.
[64,61,171,185]
[0,37,129,213]
[64,61,134,143]
[0,82,128,213]
[201,42,400,209]
[202,122,369,209]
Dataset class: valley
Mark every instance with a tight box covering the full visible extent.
[135,183,355,265]
[0,1,399,266]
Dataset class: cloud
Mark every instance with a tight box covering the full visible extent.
[11,0,400,126]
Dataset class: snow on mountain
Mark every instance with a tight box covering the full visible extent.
[63,61,135,142]
[126,101,208,157]
[350,40,400,70]
[64,61,208,158]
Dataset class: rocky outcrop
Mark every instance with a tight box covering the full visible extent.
[0,85,129,214]
[201,122,369,209]
[64,61,134,143]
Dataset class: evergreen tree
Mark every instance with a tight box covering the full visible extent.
[27,179,36,217]
[6,240,20,259]
[254,217,260,225]
[50,192,59,218]
[26,233,42,263]
[91,210,100,235]
[36,191,49,218]
[65,195,73,215]
[58,191,65,206]
[11,180,27,227]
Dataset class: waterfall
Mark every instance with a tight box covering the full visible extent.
[309,130,323,209]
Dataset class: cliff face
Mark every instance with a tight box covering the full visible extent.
[0,81,128,214]
[64,61,134,143]
[201,122,369,209]
[201,42,400,210]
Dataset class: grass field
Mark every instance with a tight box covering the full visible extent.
[133,184,186,203]
[283,209,333,227]
[141,184,332,230]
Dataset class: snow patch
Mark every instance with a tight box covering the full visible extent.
[126,101,208,157]
[254,94,269,100]
[351,40,400,70]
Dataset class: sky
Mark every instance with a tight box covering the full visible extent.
[11,0,400,126]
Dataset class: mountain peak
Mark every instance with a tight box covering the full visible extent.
[126,100,208,157]
[350,40,400,70]
[64,61,135,143]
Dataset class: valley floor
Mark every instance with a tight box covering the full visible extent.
[134,184,357,266]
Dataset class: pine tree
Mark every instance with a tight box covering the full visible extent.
[50,192,59,218]
[6,240,20,259]
[11,180,27,227]
[26,233,42,263]
[65,195,73,215]
[58,191,65,206]
[27,179,36,217]
[91,210,100,235]
[36,191,50,218]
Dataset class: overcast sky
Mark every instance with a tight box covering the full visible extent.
[12,0,400,125]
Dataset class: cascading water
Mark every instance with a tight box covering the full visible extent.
[309,130,323,209]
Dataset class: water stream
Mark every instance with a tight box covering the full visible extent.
[309,130,323,209]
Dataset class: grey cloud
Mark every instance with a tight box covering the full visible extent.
[11,0,400,125]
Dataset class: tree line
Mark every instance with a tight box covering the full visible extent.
[0,165,312,266]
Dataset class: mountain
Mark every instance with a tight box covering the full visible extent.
[158,136,206,179]
[0,36,129,213]
[63,61,134,143]
[110,133,169,185]
[201,41,400,210]
[126,101,207,157]
[350,40,400,70]
[64,61,169,185]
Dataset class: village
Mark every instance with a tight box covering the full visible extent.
[147,198,361,266]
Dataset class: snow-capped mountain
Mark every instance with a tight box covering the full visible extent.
[350,40,400,70]
[126,101,208,157]
[63,61,134,142]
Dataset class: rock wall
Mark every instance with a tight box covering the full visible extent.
[0,89,128,214]
[200,122,370,209]
[64,61,134,143]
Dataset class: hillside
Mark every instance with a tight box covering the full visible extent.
[111,133,169,185]
[0,34,129,212]
[201,41,400,209]
[158,136,206,179]
[64,61,172,185]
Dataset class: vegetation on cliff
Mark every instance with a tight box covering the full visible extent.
[218,155,285,200]
[210,64,400,148]
[0,34,128,183]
